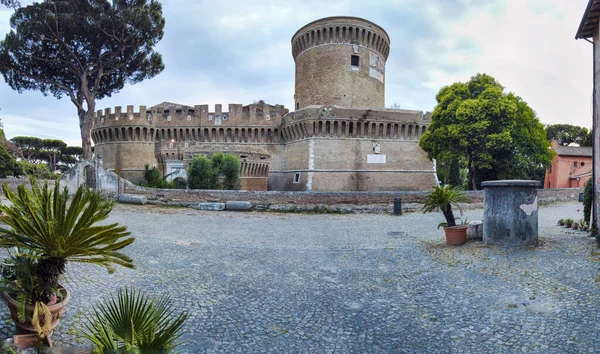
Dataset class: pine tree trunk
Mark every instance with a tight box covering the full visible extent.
[79,107,94,160]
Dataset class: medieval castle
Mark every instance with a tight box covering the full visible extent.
[91,17,435,191]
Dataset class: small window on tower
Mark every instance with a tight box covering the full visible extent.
[351,55,359,67]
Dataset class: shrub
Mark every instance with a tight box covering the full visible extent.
[221,154,241,190]
[583,178,592,225]
[15,160,53,179]
[141,165,175,189]
[187,156,219,189]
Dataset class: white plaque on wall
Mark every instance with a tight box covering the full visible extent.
[369,67,384,83]
[367,154,386,164]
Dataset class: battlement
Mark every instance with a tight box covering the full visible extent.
[291,16,390,60]
[94,102,289,127]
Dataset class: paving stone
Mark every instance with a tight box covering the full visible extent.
[0,201,593,353]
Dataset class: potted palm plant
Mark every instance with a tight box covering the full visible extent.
[422,185,469,245]
[0,179,135,347]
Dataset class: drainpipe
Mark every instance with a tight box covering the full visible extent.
[585,37,598,232]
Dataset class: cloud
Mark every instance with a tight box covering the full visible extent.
[0,0,593,149]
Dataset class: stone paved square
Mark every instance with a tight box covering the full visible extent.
[1,201,598,353]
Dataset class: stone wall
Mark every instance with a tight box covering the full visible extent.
[292,16,389,109]
[120,185,582,212]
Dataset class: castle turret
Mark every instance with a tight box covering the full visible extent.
[291,17,390,110]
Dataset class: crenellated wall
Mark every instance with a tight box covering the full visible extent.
[292,17,390,109]
[92,102,288,185]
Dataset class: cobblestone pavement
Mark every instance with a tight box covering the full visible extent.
[0,202,598,353]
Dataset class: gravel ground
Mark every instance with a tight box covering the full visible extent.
[0,201,597,353]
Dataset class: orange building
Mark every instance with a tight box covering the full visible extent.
[544,141,592,189]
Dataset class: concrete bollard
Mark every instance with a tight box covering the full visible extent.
[196,203,226,211]
[225,201,253,211]
[117,194,148,205]
[467,221,483,240]
[482,180,540,247]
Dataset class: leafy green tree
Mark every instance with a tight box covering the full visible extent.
[211,152,225,170]
[0,144,16,178]
[10,136,43,162]
[581,131,593,147]
[420,73,553,190]
[0,0,165,159]
[0,0,19,8]
[221,154,241,190]
[59,146,83,169]
[187,156,219,190]
[39,139,67,172]
[545,124,590,146]
[15,160,54,179]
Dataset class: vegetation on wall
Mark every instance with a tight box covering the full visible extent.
[419,73,554,190]
[188,153,241,190]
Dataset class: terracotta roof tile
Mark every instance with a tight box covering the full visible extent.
[553,146,592,157]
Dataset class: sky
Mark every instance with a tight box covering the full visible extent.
[0,0,594,147]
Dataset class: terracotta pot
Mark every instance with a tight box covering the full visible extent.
[566,223,572,228]
[444,225,468,245]
[580,227,587,231]
[3,286,70,348]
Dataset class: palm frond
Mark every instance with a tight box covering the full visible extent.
[83,288,188,353]
[0,178,135,296]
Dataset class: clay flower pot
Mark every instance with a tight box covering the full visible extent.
[444,225,468,245]
[3,286,70,348]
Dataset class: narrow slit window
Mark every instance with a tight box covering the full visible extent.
[351,55,359,67]
[294,173,301,183]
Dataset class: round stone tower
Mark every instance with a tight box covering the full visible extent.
[291,17,390,110]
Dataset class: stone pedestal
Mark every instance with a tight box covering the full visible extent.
[467,221,483,240]
[482,180,541,247]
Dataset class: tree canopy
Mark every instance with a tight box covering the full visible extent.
[0,0,19,9]
[419,73,554,190]
[545,124,591,147]
[10,136,81,171]
[0,0,165,159]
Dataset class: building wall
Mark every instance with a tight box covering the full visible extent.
[292,17,389,109]
[594,23,600,229]
[544,154,592,189]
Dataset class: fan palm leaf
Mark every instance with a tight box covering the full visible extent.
[84,288,187,353]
